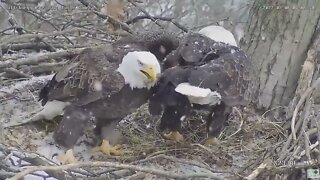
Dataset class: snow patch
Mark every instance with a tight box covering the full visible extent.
[94,81,103,91]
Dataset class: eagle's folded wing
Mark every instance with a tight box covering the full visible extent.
[39,45,125,106]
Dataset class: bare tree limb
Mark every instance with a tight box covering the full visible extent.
[2,68,31,79]
[8,161,222,180]
[291,77,320,140]
[126,15,189,32]
[127,0,164,28]
[0,48,86,69]
[77,0,134,34]
[0,28,102,47]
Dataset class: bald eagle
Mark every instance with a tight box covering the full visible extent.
[149,27,254,143]
[38,32,179,164]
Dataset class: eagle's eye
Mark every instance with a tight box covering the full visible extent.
[137,60,144,66]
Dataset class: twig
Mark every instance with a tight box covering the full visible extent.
[0,47,86,69]
[291,77,320,140]
[8,161,221,180]
[246,162,269,180]
[77,0,134,34]
[264,160,320,175]
[247,160,320,179]
[2,68,31,79]
[228,107,244,138]
[302,97,313,161]
[0,28,99,47]
[127,0,164,28]
[299,141,319,158]
[126,15,189,32]
[22,62,66,74]
[1,42,62,53]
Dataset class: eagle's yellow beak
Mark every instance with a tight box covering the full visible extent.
[140,65,157,82]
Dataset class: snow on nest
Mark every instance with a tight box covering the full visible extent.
[0,75,53,127]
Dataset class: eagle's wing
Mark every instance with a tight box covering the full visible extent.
[39,45,125,106]
[187,47,253,106]
[115,31,180,61]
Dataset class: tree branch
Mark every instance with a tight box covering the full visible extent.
[8,161,221,180]
[126,15,189,32]
[0,48,86,69]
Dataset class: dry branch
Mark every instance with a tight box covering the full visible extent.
[0,28,100,47]
[8,161,222,180]
[127,0,164,28]
[247,159,320,179]
[77,0,134,34]
[0,48,85,69]
[291,77,320,140]
[2,68,31,79]
[126,15,189,32]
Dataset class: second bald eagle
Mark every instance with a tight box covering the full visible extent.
[149,26,255,143]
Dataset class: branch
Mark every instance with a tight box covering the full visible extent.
[8,161,221,180]
[0,28,99,47]
[77,0,134,34]
[127,0,164,28]
[0,48,86,69]
[246,162,269,180]
[247,160,320,179]
[126,15,189,32]
[2,67,31,79]
[291,77,320,140]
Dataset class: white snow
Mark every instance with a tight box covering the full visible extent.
[198,25,238,47]
[0,75,53,127]
[175,83,222,105]
[180,115,186,121]
[94,81,103,91]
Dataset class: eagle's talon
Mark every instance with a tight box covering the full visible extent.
[57,149,77,164]
[205,137,220,145]
[163,131,184,143]
[94,139,124,156]
[110,144,124,156]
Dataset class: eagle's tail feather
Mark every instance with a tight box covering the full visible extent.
[38,74,57,106]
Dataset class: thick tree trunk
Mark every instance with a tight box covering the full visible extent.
[242,0,320,110]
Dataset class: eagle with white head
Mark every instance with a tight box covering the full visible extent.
[38,31,178,164]
[149,26,255,144]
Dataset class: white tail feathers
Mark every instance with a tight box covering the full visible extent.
[198,25,238,47]
[175,83,221,105]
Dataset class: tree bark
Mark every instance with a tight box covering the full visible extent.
[242,0,320,110]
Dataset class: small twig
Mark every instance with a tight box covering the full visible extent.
[299,141,319,158]
[126,15,189,32]
[77,0,134,34]
[2,68,31,79]
[0,47,86,69]
[314,118,320,158]
[0,28,99,47]
[8,161,220,180]
[291,77,320,140]
[246,162,269,180]
[127,0,163,28]
[228,107,244,138]
[22,62,66,74]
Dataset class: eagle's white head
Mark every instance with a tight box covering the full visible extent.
[117,51,161,89]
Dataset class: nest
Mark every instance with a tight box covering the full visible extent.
[117,103,284,174]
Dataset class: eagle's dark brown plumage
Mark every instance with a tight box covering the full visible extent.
[38,31,180,163]
[149,32,255,143]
